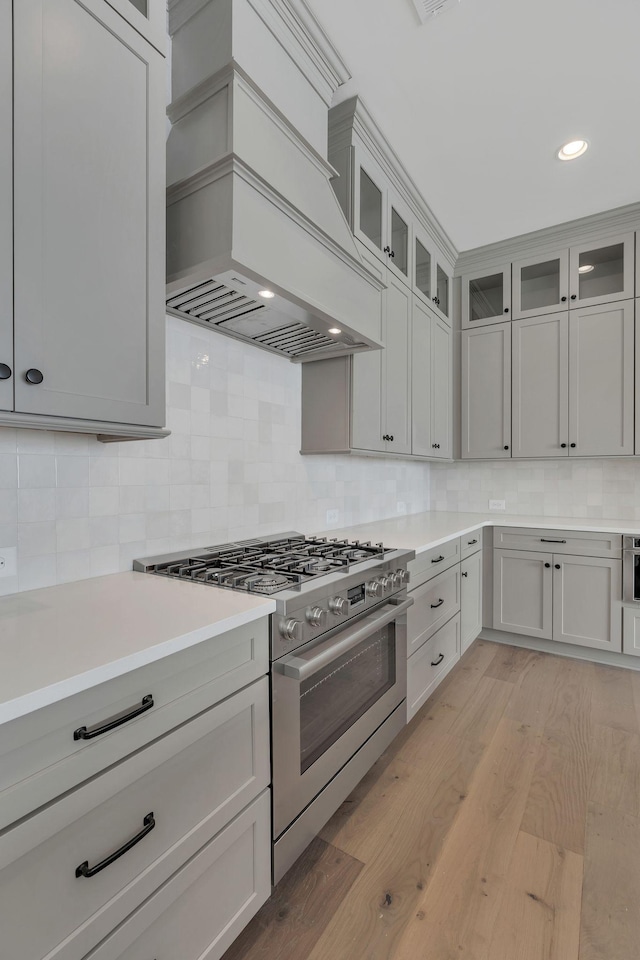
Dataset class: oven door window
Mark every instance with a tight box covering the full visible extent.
[299,623,395,773]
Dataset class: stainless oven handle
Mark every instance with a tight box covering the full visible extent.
[280,597,414,682]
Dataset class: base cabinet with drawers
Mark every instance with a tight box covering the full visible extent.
[492,529,622,653]
[406,532,483,721]
[0,617,272,960]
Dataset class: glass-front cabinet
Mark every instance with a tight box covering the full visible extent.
[413,225,452,323]
[462,265,511,328]
[353,146,412,285]
[569,233,635,308]
[107,0,165,51]
[512,250,569,319]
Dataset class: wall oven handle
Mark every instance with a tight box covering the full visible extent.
[279,597,414,682]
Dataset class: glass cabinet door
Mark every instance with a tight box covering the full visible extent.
[434,263,450,319]
[462,266,511,328]
[106,0,164,51]
[569,234,635,307]
[390,206,408,277]
[415,237,431,300]
[358,166,384,252]
[512,251,569,319]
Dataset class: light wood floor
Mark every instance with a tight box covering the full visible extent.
[223,640,640,960]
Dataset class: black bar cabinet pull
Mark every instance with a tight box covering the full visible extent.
[431,653,445,667]
[431,555,444,563]
[540,538,566,544]
[73,694,154,741]
[75,812,155,879]
[430,598,445,609]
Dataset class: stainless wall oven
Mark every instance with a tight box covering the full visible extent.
[272,594,411,881]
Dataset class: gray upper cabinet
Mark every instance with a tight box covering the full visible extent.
[413,226,452,324]
[12,0,166,429]
[353,145,412,285]
[569,233,635,308]
[104,0,166,52]
[382,274,412,454]
[512,250,569,320]
[568,301,634,456]
[461,265,511,328]
[430,314,452,458]
[461,323,511,459]
[0,0,12,413]
[512,313,569,458]
[410,297,432,457]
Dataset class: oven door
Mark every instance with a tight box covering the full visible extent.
[271,596,411,839]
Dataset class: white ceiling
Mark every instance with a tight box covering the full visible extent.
[305,0,640,251]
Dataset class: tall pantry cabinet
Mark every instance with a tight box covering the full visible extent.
[1,0,166,438]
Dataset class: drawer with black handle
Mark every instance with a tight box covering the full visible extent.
[460,528,483,561]
[408,537,461,588]
[407,613,460,722]
[406,564,460,656]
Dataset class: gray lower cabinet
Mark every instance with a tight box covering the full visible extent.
[553,555,622,652]
[0,0,12,413]
[512,313,568,458]
[622,605,640,657]
[493,547,622,652]
[493,548,553,640]
[568,301,634,457]
[461,550,483,653]
[461,322,511,459]
[7,0,166,433]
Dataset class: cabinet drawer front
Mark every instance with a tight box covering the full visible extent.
[407,565,460,655]
[0,679,269,960]
[84,791,271,960]
[493,527,622,558]
[0,618,268,833]
[407,613,460,722]
[460,528,483,560]
[409,537,460,588]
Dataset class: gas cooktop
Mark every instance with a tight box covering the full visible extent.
[134,533,392,595]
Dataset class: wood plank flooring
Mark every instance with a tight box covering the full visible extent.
[222,640,640,960]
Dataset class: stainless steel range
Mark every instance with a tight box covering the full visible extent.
[134,532,414,882]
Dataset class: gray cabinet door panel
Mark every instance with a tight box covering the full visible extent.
[383,274,412,454]
[461,550,483,653]
[430,314,452,458]
[568,301,634,456]
[553,556,622,652]
[13,0,165,426]
[411,296,432,456]
[0,0,12,412]
[351,349,384,452]
[461,323,511,459]
[512,313,568,458]
[493,548,553,639]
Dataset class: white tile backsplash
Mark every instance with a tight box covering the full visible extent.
[0,316,431,595]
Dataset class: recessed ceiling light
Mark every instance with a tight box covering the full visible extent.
[328,328,341,335]
[258,289,275,299]
[578,264,595,274]
[558,139,588,161]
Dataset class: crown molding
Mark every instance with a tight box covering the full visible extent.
[329,96,458,269]
[456,201,640,274]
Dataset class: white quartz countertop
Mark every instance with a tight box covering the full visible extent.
[317,510,639,555]
[0,572,275,725]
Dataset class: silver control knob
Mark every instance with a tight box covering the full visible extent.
[391,571,403,587]
[306,606,325,627]
[329,596,349,616]
[397,568,410,584]
[366,580,382,598]
[279,618,302,643]
[379,576,392,592]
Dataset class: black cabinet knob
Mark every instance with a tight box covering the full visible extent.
[0,362,11,380]
[390,250,395,259]
[383,246,390,255]
[461,570,468,577]
[389,435,394,441]
[570,442,576,448]
[25,368,44,385]
[504,445,509,450]
[544,563,551,568]
[504,307,509,314]
[560,443,567,448]
[570,294,577,301]
[561,296,567,302]
[555,564,561,569]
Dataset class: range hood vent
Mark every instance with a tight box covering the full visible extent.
[411,0,460,22]
[166,2,384,363]
[167,278,367,359]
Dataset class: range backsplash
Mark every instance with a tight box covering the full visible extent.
[0,316,430,596]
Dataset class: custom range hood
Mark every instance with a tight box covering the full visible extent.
[166,0,384,361]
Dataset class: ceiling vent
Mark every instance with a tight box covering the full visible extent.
[411,0,460,22]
